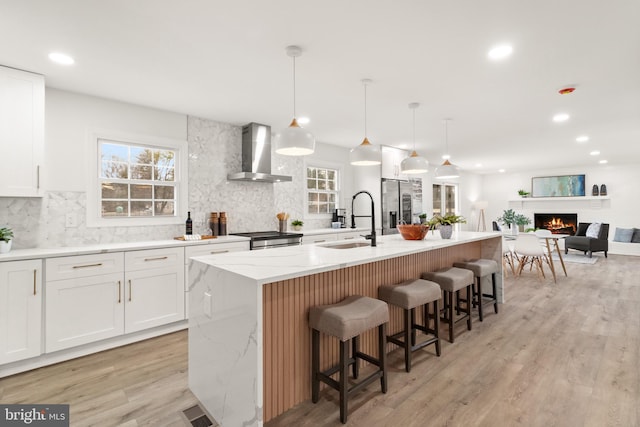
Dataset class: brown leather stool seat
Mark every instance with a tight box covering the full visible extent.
[421,267,474,343]
[378,279,441,372]
[309,295,389,424]
[453,259,499,321]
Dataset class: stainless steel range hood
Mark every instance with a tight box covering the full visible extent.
[227,122,292,183]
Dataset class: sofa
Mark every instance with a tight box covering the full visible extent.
[564,222,609,258]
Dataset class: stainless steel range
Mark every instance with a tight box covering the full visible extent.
[230,231,303,250]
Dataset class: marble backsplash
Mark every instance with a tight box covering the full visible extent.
[1,116,331,249]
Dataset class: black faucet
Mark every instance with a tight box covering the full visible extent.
[351,190,376,247]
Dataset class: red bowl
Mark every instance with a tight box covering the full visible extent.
[397,224,430,240]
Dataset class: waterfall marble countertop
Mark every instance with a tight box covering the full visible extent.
[191,231,502,285]
[0,235,251,262]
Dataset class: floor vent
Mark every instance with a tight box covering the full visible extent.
[183,404,214,427]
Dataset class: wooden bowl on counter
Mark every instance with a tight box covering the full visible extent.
[397,224,430,240]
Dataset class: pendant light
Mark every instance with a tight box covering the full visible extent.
[349,79,381,165]
[274,45,315,156]
[400,102,429,174]
[435,119,460,179]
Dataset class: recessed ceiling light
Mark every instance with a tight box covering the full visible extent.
[441,154,450,160]
[553,113,570,122]
[48,52,75,65]
[475,163,482,168]
[590,150,600,156]
[498,169,506,173]
[297,117,310,125]
[488,45,513,60]
[576,135,589,143]
[599,160,608,164]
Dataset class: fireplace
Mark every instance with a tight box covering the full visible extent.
[534,213,578,235]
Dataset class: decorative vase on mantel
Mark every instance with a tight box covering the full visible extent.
[439,224,453,239]
[592,184,599,196]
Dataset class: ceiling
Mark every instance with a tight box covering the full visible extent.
[2,0,639,174]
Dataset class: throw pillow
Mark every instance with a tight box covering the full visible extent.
[585,222,601,238]
[632,228,640,243]
[613,227,634,242]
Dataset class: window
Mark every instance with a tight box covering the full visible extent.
[99,141,177,218]
[432,183,457,217]
[306,166,339,215]
[87,130,188,227]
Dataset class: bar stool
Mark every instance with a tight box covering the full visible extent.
[421,267,474,343]
[309,295,389,424]
[453,259,499,321]
[378,279,441,372]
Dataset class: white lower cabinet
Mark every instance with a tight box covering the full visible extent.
[124,247,184,333]
[45,248,184,353]
[0,260,42,364]
[337,231,366,241]
[46,272,124,352]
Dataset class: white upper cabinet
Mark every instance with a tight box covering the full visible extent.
[381,146,409,181]
[0,65,45,197]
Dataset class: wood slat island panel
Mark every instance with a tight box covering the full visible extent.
[262,241,482,422]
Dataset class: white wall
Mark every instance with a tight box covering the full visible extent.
[45,89,186,191]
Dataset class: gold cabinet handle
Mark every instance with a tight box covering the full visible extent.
[343,237,355,240]
[33,269,37,295]
[314,239,326,243]
[144,256,168,262]
[128,280,132,302]
[210,250,229,254]
[72,263,103,269]
[118,280,122,303]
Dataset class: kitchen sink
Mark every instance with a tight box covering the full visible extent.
[319,241,371,249]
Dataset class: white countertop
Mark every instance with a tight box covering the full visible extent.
[192,231,502,285]
[0,235,250,262]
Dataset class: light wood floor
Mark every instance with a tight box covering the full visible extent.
[1,254,639,426]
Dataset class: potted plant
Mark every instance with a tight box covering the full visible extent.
[514,214,531,232]
[517,189,530,198]
[428,214,467,239]
[496,209,518,235]
[0,227,14,253]
[418,213,428,224]
[291,219,304,231]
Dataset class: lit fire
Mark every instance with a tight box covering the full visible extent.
[543,217,576,233]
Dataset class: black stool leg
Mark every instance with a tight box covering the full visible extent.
[352,336,359,379]
[466,285,472,331]
[433,300,441,356]
[379,323,388,393]
[477,276,484,322]
[411,307,417,347]
[404,308,412,372]
[492,272,499,314]
[312,329,320,403]
[448,291,454,343]
[340,339,349,423]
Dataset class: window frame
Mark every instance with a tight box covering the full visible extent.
[87,129,188,228]
[304,161,342,219]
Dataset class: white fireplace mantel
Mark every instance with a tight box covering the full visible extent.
[508,196,610,209]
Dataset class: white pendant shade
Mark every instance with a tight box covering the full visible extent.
[401,150,429,174]
[274,118,315,155]
[274,45,315,156]
[435,159,460,179]
[350,137,381,165]
[400,102,428,174]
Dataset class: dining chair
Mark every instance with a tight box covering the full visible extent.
[513,233,551,279]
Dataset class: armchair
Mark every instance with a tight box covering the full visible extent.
[564,222,609,258]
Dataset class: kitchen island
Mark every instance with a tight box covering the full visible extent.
[188,231,502,426]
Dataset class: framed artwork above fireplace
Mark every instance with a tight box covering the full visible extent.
[531,174,585,197]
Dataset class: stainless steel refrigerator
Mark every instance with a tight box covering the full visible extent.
[381,178,422,235]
